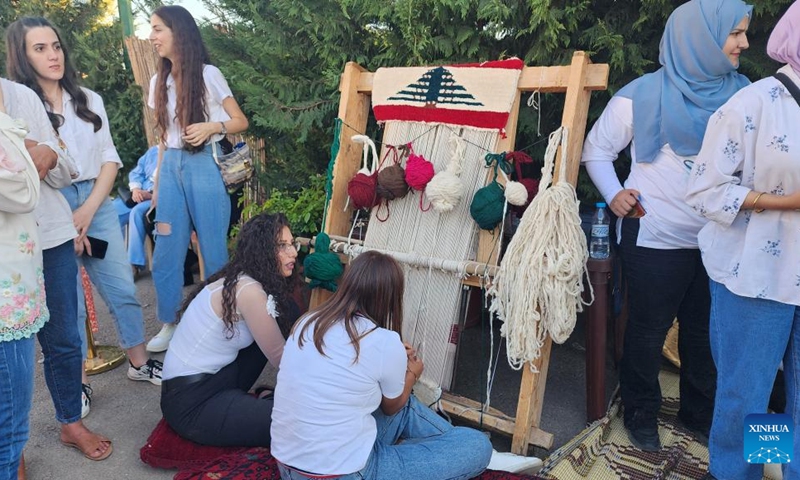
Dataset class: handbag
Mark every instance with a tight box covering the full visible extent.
[212,140,254,193]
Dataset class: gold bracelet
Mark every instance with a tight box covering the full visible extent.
[752,192,766,213]
[406,369,419,382]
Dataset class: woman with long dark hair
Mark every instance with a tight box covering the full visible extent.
[4,16,135,462]
[6,16,162,392]
[160,213,298,446]
[271,251,492,480]
[145,5,249,354]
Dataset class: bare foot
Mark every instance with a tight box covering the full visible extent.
[17,454,25,480]
[60,421,113,461]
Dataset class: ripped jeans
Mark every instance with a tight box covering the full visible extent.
[152,145,230,325]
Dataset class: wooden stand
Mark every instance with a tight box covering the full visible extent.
[314,53,608,454]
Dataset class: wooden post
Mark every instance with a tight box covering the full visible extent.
[510,51,596,455]
[309,62,370,309]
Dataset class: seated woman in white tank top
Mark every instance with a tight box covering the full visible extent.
[160,213,300,447]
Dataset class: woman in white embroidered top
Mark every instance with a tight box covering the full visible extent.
[580,0,751,452]
[161,213,299,447]
[686,4,800,478]
[0,86,46,479]
[146,5,249,354]
[271,251,492,480]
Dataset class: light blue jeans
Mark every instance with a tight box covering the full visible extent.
[0,336,35,479]
[278,396,493,480]
[707,280,799,480]
[61,180,146,355]
[113,197,152,267]
[152,145,229,325]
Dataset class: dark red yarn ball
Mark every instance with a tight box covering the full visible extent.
[347,172,378,209]
[405,153,435,191]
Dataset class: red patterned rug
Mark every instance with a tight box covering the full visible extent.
[142,419,541,480]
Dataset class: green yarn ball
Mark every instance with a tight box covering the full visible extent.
[304,232,344,292]
[470,181,505,230]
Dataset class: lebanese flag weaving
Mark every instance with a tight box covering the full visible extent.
[372,58,524,132]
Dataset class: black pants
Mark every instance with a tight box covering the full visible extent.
[618,218,715,431]
[160,342,273,447]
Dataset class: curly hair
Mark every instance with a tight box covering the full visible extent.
[176,213,299,338]
[151,5,210,154]
[5,17,102,133]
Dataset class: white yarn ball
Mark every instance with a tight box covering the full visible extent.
[426,171,464,213]
[505,180,528,206]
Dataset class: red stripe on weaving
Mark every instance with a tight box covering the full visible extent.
[451,58,524,70]
[374,105,510,130]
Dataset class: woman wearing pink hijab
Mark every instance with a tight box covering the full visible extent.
[686,3,800,479]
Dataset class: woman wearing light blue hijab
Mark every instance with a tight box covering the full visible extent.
[580,0,751,452]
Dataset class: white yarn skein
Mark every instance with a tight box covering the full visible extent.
[487,127,593,371]
[501,169,528,206]
[426,134,466,213]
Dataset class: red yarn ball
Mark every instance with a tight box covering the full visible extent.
[405,153,435,191]
[347,172,378,210]
[512,177,540,214]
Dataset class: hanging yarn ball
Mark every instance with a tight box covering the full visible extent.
[347,172,378,210]
[303,232,344,292]
[426,170,464,213]
[405,153,435,191]
[505,180,528,206]
[376,165,409,200]
[470,181,505,230]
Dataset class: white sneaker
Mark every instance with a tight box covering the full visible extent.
[146,323,176,353]
[127,358,163,385]
[80,383,92,419]
[488,450,543,475]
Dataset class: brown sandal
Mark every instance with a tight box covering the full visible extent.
[61,435,113,461]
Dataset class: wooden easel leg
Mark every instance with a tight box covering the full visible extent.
[511,337,552,455]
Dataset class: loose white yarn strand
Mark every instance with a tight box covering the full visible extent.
[487,127,593,371]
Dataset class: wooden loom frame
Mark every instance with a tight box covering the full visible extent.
[311,52,608,454]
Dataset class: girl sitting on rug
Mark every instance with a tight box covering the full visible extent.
[271,251,492,480]
[161,213,299,447]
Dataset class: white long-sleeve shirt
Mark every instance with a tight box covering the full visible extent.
[58,88,122,182]
[581,96,707,249]
[686,65,800,307]
[1,78,78,250]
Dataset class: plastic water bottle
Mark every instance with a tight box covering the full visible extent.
[589,202,610,259]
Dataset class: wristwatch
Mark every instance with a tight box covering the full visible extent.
[219,122,227,136]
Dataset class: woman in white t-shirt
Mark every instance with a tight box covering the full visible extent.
[161,213,299,447]
[580,0,751,452]
[146,5,249,354]
[271,251,492,480]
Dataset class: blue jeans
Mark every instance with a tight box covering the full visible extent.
[618,218,714,431]
[278,396,492,480]
[0,336,35,479]
[708,280,800,480]
[40,241,83,424]
[114,199,152,268]
[152,145,229,324]
[61,180,146,354]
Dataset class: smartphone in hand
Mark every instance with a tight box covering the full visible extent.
[84,236,109,259]
[626,201,646,219]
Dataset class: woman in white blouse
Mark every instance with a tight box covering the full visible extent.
[6,18,163,399]
[686,4,800,478]
[161,213,298,447]
[580,0,752,452]
[146,5,249,354]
